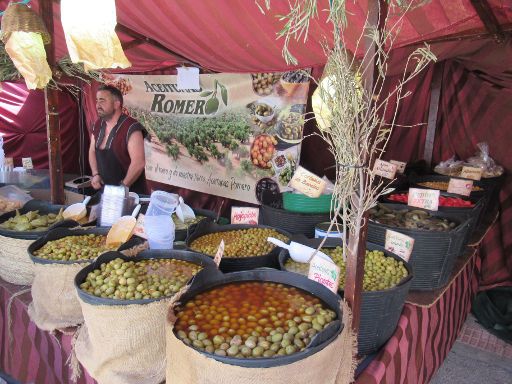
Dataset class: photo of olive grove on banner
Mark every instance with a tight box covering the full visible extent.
[104,72,310,203]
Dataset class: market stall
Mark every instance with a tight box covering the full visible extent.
[0,1,511,384]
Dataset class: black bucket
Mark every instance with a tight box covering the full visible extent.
[186,222,292,273]
[278,239,413,355]
[28,226,144,265]
[367,203,472,290]
[259,204,330,237]
[172,269,343,368]
[74,249,220,306]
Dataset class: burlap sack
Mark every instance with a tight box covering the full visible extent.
[0,235,35,285]
[74,298,172,384]
[165,302,357,384]
[28,261,89,331]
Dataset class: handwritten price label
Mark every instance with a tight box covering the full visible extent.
[447,178,473,196]
[460,166,483,181]
[390,160,407,174]
[132,213,148,239]
[289,166,326,198]
[231,207,259,225]
[373,159,397,179]
[213,240,225,268]
[308,255,340,293]
[385,229,414,262]
[22,157,33,170]
[408,188,440,211]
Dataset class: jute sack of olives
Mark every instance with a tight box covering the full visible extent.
[165,273,356,384]
[73,251,216,384]
[27,229,135,332]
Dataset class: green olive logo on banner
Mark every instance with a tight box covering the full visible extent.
[105,72,310,203]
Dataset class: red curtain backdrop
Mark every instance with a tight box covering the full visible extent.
[0,81,83,173]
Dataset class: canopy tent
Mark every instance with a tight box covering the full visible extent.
[0,0,511,289]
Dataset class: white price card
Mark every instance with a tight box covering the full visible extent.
[132,213,148,239]
[385,229,414,262]
[213,240,225,268]
[308,255,341,293]
[231,207,259,225]
[22,157,33,169]
[407,188,440,211]
[373,159,397,179]
[460,166,483,181]
[177,66,200,90]
[447,178,473,196]
[289,166,326,198]
[390,160,407,174]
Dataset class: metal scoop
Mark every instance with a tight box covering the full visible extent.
[62,196,92,222]
[267,237,333,263]
[106,204,141,247]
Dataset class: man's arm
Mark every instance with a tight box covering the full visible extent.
[88,135,103,189]
[122,130,145,187]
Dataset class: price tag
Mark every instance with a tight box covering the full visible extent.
[373,159,397,179]
[213,240,225,268]
[390,160,407,174]
[289,166,326,198]
[447,178,473,196]
[231,207,259,225]
[177,66,200,90]
[308,255,341,293]
[385,229,414,262]
[22,157,33,170]
[132,213,148,239]
[460,166,483,181]
[3,157,14,170]
[407,188,440,211]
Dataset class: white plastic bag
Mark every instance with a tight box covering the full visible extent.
[0,185,32,215]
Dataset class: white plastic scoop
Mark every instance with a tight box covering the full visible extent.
[267,237,333,263]
[106,204,141,247]
[63,196,92,222]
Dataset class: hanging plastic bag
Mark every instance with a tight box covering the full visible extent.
[175,196,196,223]
[433,156,464,176]
[61,0,131,71]
[4,31,52,89]
[465,142,504,178]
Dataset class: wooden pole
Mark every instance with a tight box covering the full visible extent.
[344,0,387,334]
[423,62,443,168]
[41,0,65,204]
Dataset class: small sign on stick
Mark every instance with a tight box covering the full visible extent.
[407,188,440,211]
[385,229,414,262]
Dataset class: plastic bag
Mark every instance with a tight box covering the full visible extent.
[0,185,32,215]
[466,142,504,178]
[175,196,196,223]
[433,156,464,176]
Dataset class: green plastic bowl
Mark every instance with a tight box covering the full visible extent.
[282,192,333,213]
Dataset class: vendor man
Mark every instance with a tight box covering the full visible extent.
[89,85,147,194]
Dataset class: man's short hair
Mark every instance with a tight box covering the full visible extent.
[97,84,123,106]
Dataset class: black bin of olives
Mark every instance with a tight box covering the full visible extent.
[186,222,291,273]
[278,239,413,355]
[172,269,343,368]
[74,249,220,305]
[28,226,144,265]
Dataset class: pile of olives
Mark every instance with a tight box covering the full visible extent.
[80,258,202,300]
[251,73,280,96]
[189,228,289,258]
[284,247,408,291]
[33,234,116,261]
[278,112,302,141]
[0,209,64,232]
[174,281,337,358]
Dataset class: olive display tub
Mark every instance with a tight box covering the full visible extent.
[278,239,413,355]
[186,222,292,272]
[259,204,331,237]
[170,269,343,368]
[367,203,472,290]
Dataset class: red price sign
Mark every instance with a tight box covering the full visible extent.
[231,207,259,225]
[407,188,440,211]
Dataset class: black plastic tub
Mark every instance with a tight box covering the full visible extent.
[28,226,144,265]
[74,249,220,306]
[367,203,472,290]
[173,269,343,368]
[259,204,330,237]
[409,174,486,199]
[278,239,413,355]
[186,222,292,273]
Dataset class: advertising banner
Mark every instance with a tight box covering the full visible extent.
[105,72,310,203]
